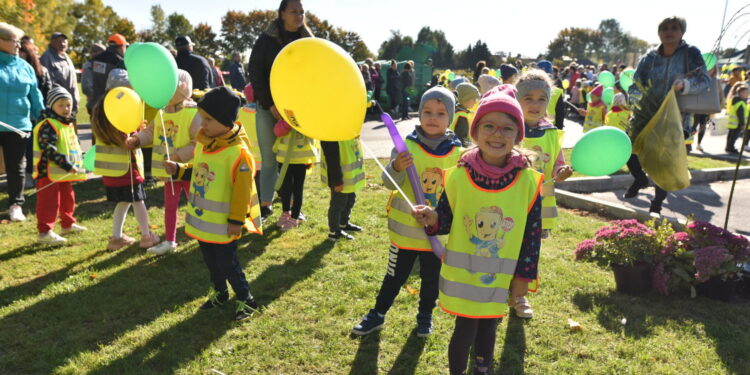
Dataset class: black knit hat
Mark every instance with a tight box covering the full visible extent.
[198,87,241,127]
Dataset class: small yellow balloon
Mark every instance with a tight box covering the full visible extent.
[270,39,365,141]
[104,87,144,134]
[563,79,570,89]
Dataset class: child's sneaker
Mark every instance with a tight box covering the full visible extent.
[139,232,160,248]
[147,240,177,255]
[107,235,136,251]
[9,204,25,222]
[327,231,354,242]
[297,212,306,222]
[260,205,273,219]
[277,211,299,231]
[234,298,260,321]
[37,231,67,244]
[352,309,385,336]
[61,223,88,234]
[510,296,533,318]
[200,290,229,310]
[342,223,363,232]
[416,313,433,338]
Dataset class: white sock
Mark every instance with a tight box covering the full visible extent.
[132,200,151,235]
[112,202,131,238]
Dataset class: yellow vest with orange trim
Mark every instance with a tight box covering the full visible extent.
[583,103,605,132]
[521,128,563,229]
[32,118,86,182]
[237,106,263,169]
[450,110,470,132]
[152,108,197,178]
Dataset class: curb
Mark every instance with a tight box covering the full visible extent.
[555,189,686,226]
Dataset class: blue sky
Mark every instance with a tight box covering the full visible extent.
[104,0,746,57]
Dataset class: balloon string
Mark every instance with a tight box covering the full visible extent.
[361,140,416,211]
[26,174,73,196]
[0,120,31,138]
[158,109,175,195]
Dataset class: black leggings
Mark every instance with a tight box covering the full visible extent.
[692,114,708,145]
[627,154,667,206]
[374,245,441,316]
[449,316,501,375]
[277,163,307,219]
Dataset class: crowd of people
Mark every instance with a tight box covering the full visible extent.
[0,5,736,374]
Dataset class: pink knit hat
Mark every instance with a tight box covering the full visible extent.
[590,84,604,97]
[470,84,525,142]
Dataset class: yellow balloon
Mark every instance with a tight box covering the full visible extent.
[104,87,144,134]
[563,79,570,89]
[270,39,366,141]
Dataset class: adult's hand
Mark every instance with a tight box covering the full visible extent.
[673,80,685,92]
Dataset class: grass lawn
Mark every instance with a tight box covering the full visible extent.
[1,160,749,374]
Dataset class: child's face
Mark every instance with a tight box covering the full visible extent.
[740,89,749,100]
[419,99,450,139]
[463,98,478,109]
[520,89,548,126]
[52,98,73,118]
[474,112,518,167]
[198,109,230,138]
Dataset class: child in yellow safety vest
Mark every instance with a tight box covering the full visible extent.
[605,92,631,131]
[238,83,263,174]
[352,86,463,338]
[412,85,542,375]
[320,138,365,241]
[32,87,88,244]
[578,84,607,132]
[125,70,200,255]
[452,82,480,146]
[515,70,573,320]
[726,82,749,154]
[166,87,262,321]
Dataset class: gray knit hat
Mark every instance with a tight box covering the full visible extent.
[106,69,130,91]
[418,86,455,122]
[46,86,72,108]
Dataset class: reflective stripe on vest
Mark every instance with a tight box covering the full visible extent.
[94,144,144,177]
[521,128,562,229]
[152,108,197,178]
[583,104,605,132]
[387,140,462,251]
[320,139,366,193]
[32,118,86,182]
[439,166,542,318]
[727,100,748,130]
[547,87,563,118]
[274,130,319,164]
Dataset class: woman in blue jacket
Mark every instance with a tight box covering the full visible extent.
[0,22,44,222]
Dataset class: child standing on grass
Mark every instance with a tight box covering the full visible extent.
[320,137,365,242]
[125,70,200,255]
[166,87,262,321]
[412,85,542,375]
[515,70,573,318]
[33,86,88,244]
[272,120,319,231]
[91,88,159,251]
[352,86,462,338]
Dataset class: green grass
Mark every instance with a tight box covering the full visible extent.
[1,160,750,374]
[563,148,749,179]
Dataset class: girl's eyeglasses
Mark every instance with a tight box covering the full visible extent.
[478,123,517,137]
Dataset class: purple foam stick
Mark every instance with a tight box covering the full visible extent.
[381,112,445,258]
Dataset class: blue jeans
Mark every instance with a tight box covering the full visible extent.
[255,106,278,204]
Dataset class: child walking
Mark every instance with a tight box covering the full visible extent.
[33,86,88,244]
[726,82,749,154]
[578,84,607,132]
[166,87,262,321]
[352,86,463,338]
[412,85,543,375]
[320,138,365,241]
[515,70,573,318]
[452,82,480,146]
[272,120,319,230]
[126,70,200,255]
[605,92,631,131]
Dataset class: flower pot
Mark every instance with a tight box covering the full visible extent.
[612,262,652,295]
[695,276,738,302]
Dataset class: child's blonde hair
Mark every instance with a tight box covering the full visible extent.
[91,97,126,147]
[516,68,553,90]
[728,81,748,102]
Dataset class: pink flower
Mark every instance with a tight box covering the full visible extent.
[693,246,733,282]
[575,239,598,261]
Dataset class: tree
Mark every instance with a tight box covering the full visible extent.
[70,0,128,65]
[220,10,274,57]
[1,0,76,50]
[416,27,454,68]
[378,30,414,61]
[454,40,494,70]
[192,23,220,59]
[546,27,599,61]
[147,4,168,45]
[165,12,193,44]
[111,17,137,46]
[304,12,373,60]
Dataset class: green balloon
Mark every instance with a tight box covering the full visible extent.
[620,68,635,91]
[83,145,96,172]
[448,72,456,80]
[703,52,717,70]
[598,71,615,88]
[571,126,632,176]
[602,87,615,107]
[124,43,179,109]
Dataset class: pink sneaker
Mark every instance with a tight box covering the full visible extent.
[277,211,299,231]
[140,232,160,248]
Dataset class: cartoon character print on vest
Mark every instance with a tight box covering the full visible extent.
[66,128,82,166]
[528,145,550,175]
[190,162,214,216]
[421,167,443,206]
[463,206,516,284]
[159,120,179,148]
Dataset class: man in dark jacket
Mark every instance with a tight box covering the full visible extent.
[174,36,214,90]
[90,34,127,109]
[229,53,246,91]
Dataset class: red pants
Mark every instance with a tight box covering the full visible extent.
[36,177,77,233]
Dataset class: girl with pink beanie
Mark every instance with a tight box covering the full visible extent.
[413,85,543,375]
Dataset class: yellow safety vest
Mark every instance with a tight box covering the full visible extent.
[32,118,87,182]
[387,139,462,251]
[321,138,366,193]
[185,142,262,244]
[273,130,319,164]
[237,106,263,168]
[151,108,197,178]
[439,166,542,318]
[450,110,470,132]
[547,87,563,118]
[727,100,749,130]
[94,142,144,178]
[521,128,563,229]
[583,103,605,132]
[605,109,630,131]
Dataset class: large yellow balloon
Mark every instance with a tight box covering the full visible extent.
[104,87,144,134]
[270,38,366,141]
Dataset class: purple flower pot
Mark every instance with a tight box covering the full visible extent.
[612,262,652,295]
[695,276,738,302]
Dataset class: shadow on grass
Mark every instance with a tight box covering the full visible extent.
[572,290,750,374]
[387,328,427,375]
[495,315,527,375]
[348,331,381,375]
